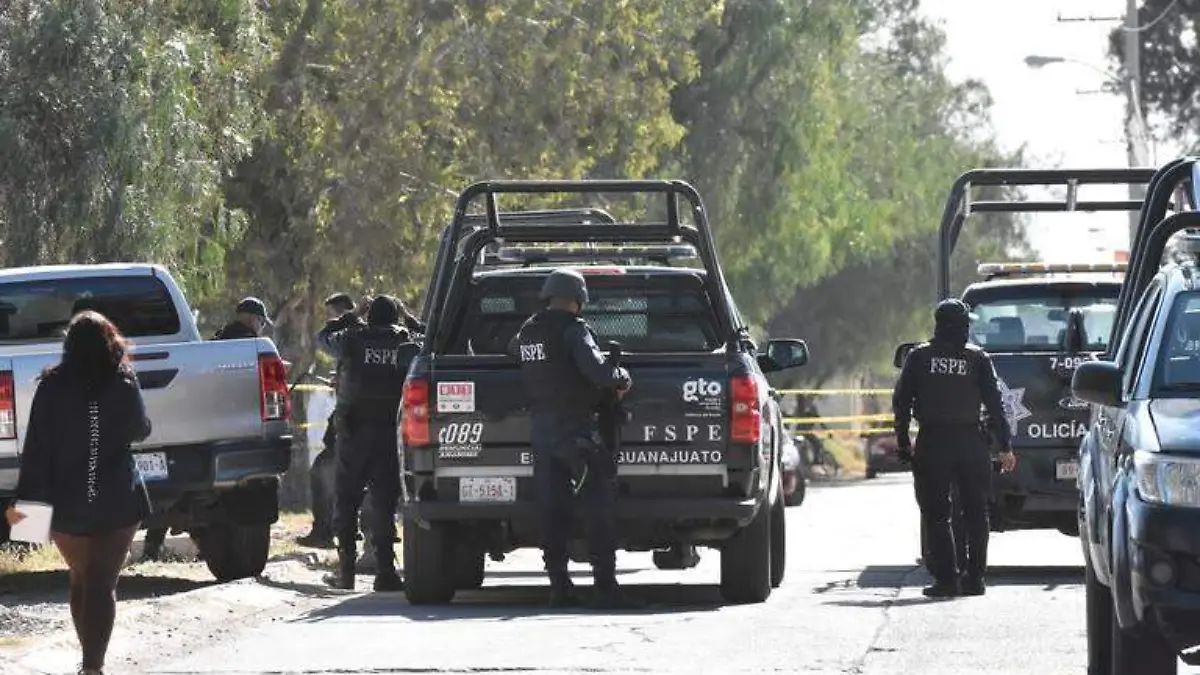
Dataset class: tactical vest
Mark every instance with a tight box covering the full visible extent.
[341,325,418,414]
[515,309,604,423]
[909,340,988,426]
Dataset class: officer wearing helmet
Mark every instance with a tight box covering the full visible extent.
[317,295,420,592]
[892,298,1016,598]
[509,268,635,609]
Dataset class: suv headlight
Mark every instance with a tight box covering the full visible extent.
[1134,450,1200,507]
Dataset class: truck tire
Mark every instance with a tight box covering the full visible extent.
[194,524,270,582]
[770,487,786,589]
[1112,618,1176,675]
[784,471,806,507]
[403,518,456,605]
[1085,561,1113,675]
[454,544,486,591]
[720,497,772,604]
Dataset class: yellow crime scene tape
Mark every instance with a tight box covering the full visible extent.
[292,383,334,393]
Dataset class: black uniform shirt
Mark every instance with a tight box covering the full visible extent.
[892,339,1012,450]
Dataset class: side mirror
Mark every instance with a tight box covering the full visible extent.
[1071,360,1124,408]
[758,339,809,373]
[893,342,917,369]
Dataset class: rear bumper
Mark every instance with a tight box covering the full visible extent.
[137,436,293,498]
[405,496,761,526]
[991,446,1078,523]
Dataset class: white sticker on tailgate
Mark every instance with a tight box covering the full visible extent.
[437,382,476,413]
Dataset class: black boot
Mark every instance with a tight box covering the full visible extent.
[373,569,404,592]
[921,578,960,598]
[590,568,641,610]
[548,572,581,608]
[325,546,356,590]
[960,576,986,596]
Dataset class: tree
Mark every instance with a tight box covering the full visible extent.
[1109,0,1200,144]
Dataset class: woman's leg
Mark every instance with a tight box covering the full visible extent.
[77,526,137,671]
[50,532,92,652]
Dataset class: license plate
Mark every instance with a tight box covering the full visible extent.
[1055,459,1079,481]
[135,452,169,482]
[459,477,516,503]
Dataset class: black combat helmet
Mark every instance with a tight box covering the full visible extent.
[367,295,400,326]
[933,298,971,345]
[539,268,589,306]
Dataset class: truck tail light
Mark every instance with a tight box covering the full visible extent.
[0,371,14,439]
[258,354,291,422]
[730,374,761,444]
[402,377,432,447]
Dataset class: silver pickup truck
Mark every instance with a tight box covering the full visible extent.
[0,263,293,581]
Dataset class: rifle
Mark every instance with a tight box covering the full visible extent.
[573,341,628,496]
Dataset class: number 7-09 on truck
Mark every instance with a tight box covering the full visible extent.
[396,180,810,606]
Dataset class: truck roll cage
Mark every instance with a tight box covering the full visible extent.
[423,180,744,353]
[937,168,1160,300]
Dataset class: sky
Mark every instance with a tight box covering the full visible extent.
[918,0,1184,263]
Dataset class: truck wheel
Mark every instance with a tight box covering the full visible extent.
[785,472,806,507]
[720,496,772,604]
[770,487,786,588]
[453,544,486,591]
[1085,562,1113,675]
[403,518,456,605]
[194,524,270,582]
[1112,617,1176,675]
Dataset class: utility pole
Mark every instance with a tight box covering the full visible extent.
[1125,0,1146,249]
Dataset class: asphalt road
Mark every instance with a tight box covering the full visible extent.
[131,475,1193,675]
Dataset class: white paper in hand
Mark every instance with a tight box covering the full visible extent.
[10,501,53,545]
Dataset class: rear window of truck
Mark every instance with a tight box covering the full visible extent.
[0,276,181,342]
[964,285,1119,353]
[449,273,721,354]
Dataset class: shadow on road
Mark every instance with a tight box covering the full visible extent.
[0,569,213,603]
[293,582,725,622]
[813,564,1083,597]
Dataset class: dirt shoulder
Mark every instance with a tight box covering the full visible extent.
[0,514,372,675]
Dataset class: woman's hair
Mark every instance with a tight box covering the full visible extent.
[46,311,131,385]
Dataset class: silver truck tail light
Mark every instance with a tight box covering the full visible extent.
[258,354,291,422]
[0,371,14,439]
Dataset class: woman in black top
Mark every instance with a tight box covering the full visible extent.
[4,311,152,675]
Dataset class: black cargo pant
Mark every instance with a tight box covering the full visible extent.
[531,415,617,588]
[913,424,992,585]
[333,406,400,574]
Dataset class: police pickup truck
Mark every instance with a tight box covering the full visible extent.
[1073,158,1200,675]
[961,261,1123,535]
[0,264,293,581]
[900,167,1155,544]
[398,181,809,605]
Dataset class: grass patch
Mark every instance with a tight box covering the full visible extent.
[0,544,64,576]
[822,436,867,478]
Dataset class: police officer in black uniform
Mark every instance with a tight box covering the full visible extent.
[893,299,1016,598]
[317,295,419,591]
[510,269,636,609]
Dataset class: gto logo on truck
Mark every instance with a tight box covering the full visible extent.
[682,378,723,416]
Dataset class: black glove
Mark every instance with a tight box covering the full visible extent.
[897,443,914,464]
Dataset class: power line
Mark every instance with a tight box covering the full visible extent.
[1118,0,1180,32]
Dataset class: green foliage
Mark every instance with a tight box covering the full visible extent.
[0,0,1025,387]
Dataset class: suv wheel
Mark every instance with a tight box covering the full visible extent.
[403,517,456,605]
[770,486,786,588]
[720,495,772,604]
[1085,561,1113,675]
[193,523,271,582]
[1112,617,1176,675]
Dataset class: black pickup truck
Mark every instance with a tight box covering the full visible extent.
[1073,158,1200,675]
[398,181,809,606]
